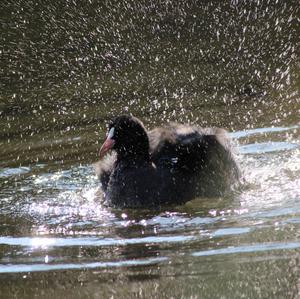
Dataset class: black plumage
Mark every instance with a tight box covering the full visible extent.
[94,115,241,208]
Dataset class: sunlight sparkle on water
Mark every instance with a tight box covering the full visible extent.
[31,238,55,249]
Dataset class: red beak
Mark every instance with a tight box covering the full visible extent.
[99,137,115,159]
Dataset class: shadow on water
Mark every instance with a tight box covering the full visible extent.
[1,1,300,298]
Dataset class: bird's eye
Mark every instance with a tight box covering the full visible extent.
[107,127,115,139]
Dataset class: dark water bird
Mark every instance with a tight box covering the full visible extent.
[94,115,241,208]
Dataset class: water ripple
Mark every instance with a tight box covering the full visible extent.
[0,235,196,248]
[192,241,300,256]
[0,257,168,274]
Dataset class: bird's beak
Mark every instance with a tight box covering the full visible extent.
[99,137,115,159]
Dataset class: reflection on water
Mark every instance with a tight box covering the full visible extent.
[1,0,300,298]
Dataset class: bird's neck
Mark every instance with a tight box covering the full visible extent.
[116,136,151,165]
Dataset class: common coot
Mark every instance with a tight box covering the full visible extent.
[95,115,241,208]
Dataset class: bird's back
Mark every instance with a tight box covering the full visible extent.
[149,123,241,197]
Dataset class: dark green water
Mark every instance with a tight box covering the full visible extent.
[1,1,300,298]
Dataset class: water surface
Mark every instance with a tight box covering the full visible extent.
[1,1,300,298]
